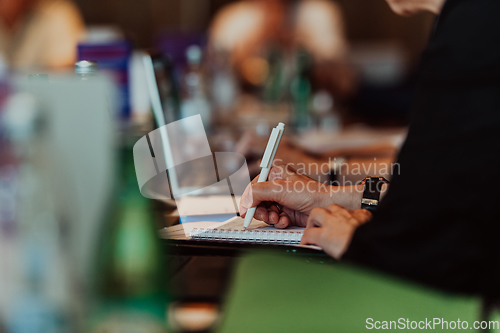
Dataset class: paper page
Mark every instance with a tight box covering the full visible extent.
[209,216,304,232]
[175,195,241,216]
[159,221,218,240]
[160,216,305,240]
[202,217,322,250]
[160,217,321,251]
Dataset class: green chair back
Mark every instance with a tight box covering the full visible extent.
[216,252,481,333]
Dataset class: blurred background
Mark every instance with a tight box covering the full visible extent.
[0,0,438,332]
[75,0,433,63]
[73,0,435,126]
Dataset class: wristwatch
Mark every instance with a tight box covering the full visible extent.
[360,176,390,212]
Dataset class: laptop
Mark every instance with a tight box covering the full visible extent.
[141,53,246,222]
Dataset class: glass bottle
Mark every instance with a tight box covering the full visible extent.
[290,50,313,132]
[75,61,98,80]
[180,45,211,130]
[89,146,168,333]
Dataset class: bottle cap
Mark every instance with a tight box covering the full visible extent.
[75,60,98,75]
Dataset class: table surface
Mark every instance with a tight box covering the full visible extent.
[165,238,333,303]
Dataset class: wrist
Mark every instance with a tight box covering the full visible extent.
[317,184,364,210]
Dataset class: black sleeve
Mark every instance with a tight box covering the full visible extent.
[343,123,500,297]
[343,0,500,297]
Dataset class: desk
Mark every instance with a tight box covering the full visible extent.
[165,238,332,331]
[165,239,328,257]
[165,239,330,299]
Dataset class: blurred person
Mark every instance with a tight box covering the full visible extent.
[209,0,356,99]
[0,0,85,70]
[235,130,398,182]
[239,0,500,297]
[216,1,402,181]
[237,127,400,166]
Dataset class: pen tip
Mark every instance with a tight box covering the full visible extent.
[243,227,247,231]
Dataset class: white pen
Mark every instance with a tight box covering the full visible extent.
[243,122,285,230]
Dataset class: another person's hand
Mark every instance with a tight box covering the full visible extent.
[239,164,328,228]
[301,204,372,259]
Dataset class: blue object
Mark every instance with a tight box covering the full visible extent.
[179,213,238,224]
[78,40,132,120]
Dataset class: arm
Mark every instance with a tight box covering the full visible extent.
[323,183,389,210]
[239,164,389,227]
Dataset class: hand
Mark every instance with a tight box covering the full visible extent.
[301,204,372,259]
[239,164,329,228]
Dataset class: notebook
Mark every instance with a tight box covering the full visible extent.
[160,216,306,246]
[173,195,240,223]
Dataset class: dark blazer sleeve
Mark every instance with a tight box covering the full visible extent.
[343,0,500,297]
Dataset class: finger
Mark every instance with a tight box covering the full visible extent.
[274,212,290,229]
[351,209,373,225]
[267,202,281,213]
[240,180,288,210]
[294,210,309,228]
[306,207,331,228]
[267,202,281,224]
[300,227,323,246]
[259,201,279,224]
[326,204,353,220]
[239,177,275,216]
[239,183,253,216]
[254,205,269,223]
[267,209,280,225]
[326,204,346,214]
[282,207,306,227]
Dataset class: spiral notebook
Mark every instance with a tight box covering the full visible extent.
[161,216,305,245]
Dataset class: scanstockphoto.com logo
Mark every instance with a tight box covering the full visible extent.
[132,115,251,216]
[366,318,500,330]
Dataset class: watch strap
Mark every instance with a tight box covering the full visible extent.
[360,176,389,212]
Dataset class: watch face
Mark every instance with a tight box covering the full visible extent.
[361,204,378,213]
[362,177,388,201]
